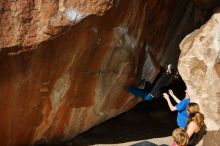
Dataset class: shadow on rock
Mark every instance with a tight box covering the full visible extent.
[64,98,178,146]
[49,78,186,146]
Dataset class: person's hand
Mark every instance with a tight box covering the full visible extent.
[163,93,170,100]
[168,89,175,96]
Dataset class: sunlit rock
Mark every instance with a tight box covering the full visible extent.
[179,12,220,131]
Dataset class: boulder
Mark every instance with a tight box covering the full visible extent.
[179,12,220,131]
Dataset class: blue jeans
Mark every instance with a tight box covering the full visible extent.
[128,82,154,101]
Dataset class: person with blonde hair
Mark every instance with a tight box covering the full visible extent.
[187,103,200,117]
[172,128,189,146]
[186,112,206,146]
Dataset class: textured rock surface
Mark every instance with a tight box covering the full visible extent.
[0,0,214,146]
[0,0,113,49]
[179,13,220,131]
[193,0,220,9]
[0,0,166,145]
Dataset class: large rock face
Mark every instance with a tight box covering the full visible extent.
[179,13,220,131]
[0,0,214,145]
[0,0,173,145]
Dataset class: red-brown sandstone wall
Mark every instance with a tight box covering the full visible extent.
[0,0,174,145]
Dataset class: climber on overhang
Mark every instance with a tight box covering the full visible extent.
[128,64,178,101]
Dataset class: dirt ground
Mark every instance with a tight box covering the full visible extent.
[203,130,220,146]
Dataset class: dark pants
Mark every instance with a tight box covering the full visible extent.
[128,82,153,101]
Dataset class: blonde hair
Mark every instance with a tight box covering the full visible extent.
[172,128,189,146]
[192,112,205,128]
[187,102,200,115]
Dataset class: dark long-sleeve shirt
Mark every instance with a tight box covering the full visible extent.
[150,70,175,98]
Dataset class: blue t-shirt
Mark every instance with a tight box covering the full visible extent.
[176,98,190,128]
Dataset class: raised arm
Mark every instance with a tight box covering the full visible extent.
[163,93,177,111]
[168,89,181,104]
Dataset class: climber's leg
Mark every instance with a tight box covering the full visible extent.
[128,85,147,98]
[144,93,154,101]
